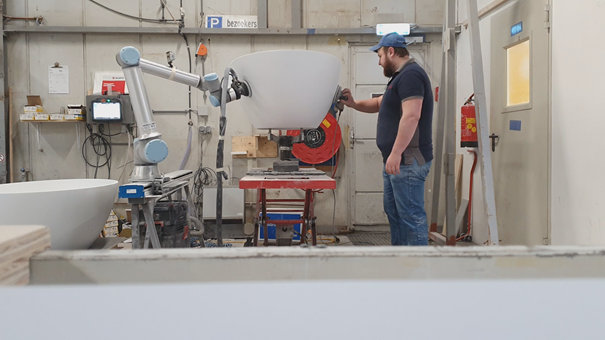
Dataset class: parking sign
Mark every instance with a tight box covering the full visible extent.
[206,16,223,28]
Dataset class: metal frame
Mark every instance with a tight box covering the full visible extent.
[128,171,195,249]
[2,26,445,35]
[0,0,7,183]
[292,0,303,29]
[239,172,336,247]
[257,0,268,29]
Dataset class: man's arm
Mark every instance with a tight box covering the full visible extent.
[341,88,382,113]
[385,98,423,175]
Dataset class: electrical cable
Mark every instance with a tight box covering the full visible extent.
[82,124,112,179]
[88,0,182,24]
[98,124,121,137]
[193,139,216,220]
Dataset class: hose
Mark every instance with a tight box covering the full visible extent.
[215,67,232,247]
[179,125,193,170]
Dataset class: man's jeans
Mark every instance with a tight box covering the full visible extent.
[382,160,432,246]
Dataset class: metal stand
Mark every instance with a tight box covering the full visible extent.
[240,169,335,247]
[123,170,195,249]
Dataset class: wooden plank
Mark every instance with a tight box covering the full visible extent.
[0,268,29,286]
[429,232,446,245]
[0,225,49,252]
[8,87,13,183]
[0,236,51,267]
[232,136,257,158]
[455,154,464,211]
[443,154,464,238]
[231,136,277,158]
[0,226,51,266]
[256,136,278,158]
[462,0,511,27]
[0,259,28,282]
[0,226,50,286]
[478,0,510,18]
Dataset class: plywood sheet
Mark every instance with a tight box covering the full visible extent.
[0,226,50,286]
[0,259,28,282]
[232,136,277,158]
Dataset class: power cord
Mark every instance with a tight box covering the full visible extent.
[98,123,121,137]
[89,0,183,24]
[82,124,112,179]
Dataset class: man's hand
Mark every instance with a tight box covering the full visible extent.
[340,88,356,108]
[385,153,402,175]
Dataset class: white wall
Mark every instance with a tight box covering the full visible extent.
[6,0,444,231]
[551,0,605,245]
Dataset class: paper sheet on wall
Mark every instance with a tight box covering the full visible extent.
[48,66,69,94]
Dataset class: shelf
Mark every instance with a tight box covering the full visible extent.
[20,120,85,123]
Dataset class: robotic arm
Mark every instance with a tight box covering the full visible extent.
[116,46,249,182]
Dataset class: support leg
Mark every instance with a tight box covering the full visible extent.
[142,202,161,249]
[131,204,140,249]
[253,222,259,247]
[311,218,317,246]
[261,189,268,247]
[302,190,312,244]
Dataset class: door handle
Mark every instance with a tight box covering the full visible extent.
[489,133,499,152]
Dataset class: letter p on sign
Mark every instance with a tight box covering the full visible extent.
[207,16,222,28]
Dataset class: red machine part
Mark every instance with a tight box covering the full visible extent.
[287,113,342,164]
[461,102,478,148]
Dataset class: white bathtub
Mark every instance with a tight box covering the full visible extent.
[0,179,118,250]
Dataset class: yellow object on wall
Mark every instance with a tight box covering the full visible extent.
[507,40,531,106]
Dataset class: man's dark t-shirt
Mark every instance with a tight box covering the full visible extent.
[376,60,433,165]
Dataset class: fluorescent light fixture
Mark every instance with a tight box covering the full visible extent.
[376,23,411,36]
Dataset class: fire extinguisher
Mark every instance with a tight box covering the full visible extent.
[461,94,478,148]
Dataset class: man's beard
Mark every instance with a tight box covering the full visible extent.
[383,58,396,78]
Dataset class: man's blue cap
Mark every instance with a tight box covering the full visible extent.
[370,32,408,53]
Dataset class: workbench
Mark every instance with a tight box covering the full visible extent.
[239,169,336,246]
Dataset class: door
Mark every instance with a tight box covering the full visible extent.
[490,0,550,245]
[348,44,428,226]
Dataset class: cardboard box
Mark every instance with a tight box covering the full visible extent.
[105,220,119,228]
[24,105,43,113]
[20,113,35,121]
[67,105,86,115]
[34,113,50,121]
[104,225,118,232]
[103,230,119,237]
[50,114,65,121]
[24,95,44,114]
[64,114,85,121]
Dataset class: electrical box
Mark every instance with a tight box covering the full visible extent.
[86,94,135,125]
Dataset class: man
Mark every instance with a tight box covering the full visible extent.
[341,32,433,246]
